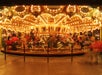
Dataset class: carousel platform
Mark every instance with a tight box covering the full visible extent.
[1,48,85,57]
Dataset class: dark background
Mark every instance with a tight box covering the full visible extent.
[0,0,101,6]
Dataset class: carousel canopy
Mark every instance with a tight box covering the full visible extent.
[0,5,102,33]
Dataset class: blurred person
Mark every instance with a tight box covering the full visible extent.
[89,38,101,64]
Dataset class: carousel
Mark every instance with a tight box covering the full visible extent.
[0,5,102,56]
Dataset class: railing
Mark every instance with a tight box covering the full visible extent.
[2,44,86,63]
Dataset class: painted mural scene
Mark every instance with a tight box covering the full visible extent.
[0,5,102,63]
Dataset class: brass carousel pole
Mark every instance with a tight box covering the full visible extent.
[100,22,102,41]
[23,28,26,62]
[0,28,2,51]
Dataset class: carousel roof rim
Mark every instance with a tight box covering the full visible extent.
[0,0,101,6]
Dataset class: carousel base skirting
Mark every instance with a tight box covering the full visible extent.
[1,49,85,57]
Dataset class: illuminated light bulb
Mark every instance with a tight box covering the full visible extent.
[47,8,49,11]
[52,10,54,12]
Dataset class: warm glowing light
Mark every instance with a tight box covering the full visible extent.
[0,5,101,33]
[31,5,41,13]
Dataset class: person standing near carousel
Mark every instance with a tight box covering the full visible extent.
[2,29,7,50]
[90,37,102,64]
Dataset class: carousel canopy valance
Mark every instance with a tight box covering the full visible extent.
[0,5,102,33]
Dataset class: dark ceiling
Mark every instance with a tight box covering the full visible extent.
[0,0,101,6]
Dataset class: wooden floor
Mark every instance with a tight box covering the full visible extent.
[0,53,102,75]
